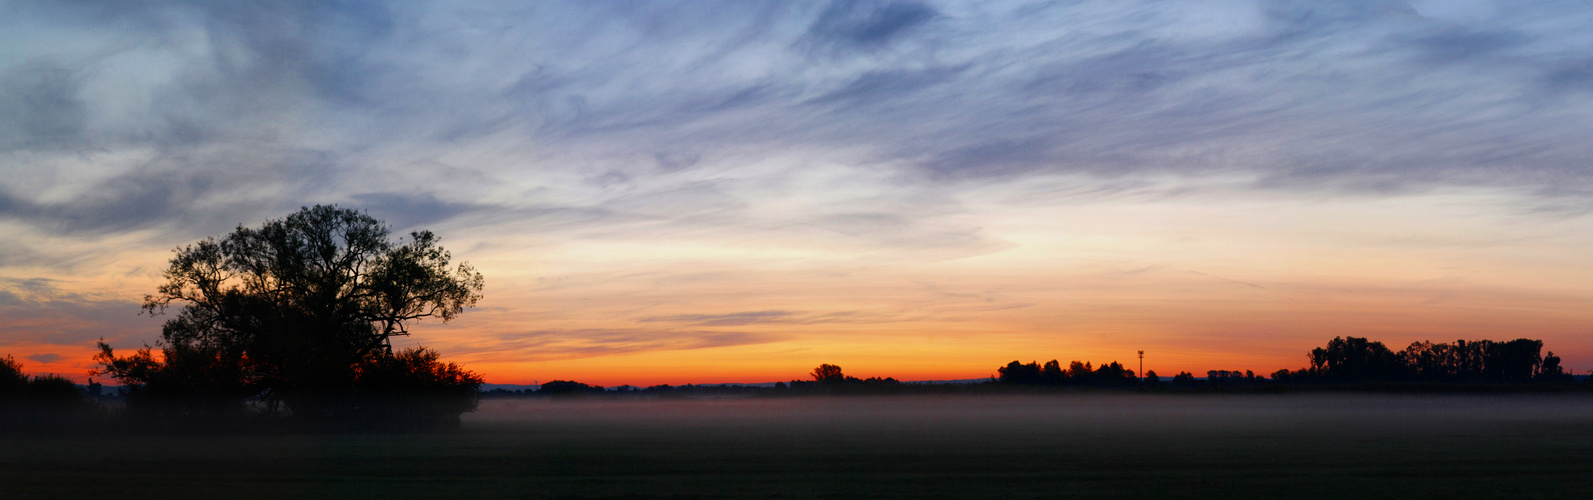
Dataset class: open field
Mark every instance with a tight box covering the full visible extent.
[5,394,1593,499]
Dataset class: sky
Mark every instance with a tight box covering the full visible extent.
[2,0,1591,386]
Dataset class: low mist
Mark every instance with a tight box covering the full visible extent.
[465,393,1593,454]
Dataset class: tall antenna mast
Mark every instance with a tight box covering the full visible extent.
[1138,350,1145,380]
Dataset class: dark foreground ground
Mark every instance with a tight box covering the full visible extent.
[5,393,1593,499]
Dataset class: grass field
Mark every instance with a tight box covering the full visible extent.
[5,393,1593,499]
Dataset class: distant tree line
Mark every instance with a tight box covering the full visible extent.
[487,365,909,399]
[493,380,791,398]
[1270,337,1573,384]
[8,327,1589,434]
[997,336,1577,388]
[803,363,901,385]
[995,360,1137,386]
[483,337,1587,401]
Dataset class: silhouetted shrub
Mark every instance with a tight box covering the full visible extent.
[353,347,482,428]
[24,375,86,411]
[1,356,94,432]
[0,355,26,394]
[95,342,256,421]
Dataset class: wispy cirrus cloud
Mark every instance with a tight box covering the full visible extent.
[641,310,796,327]
[447,329,787,362]
[6,0,1593,245]
[640,309,914,327]
[0,278,155,347]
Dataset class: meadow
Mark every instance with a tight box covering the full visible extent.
[5,393,1593,499]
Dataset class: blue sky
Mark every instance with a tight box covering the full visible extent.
[3,1,1592,383]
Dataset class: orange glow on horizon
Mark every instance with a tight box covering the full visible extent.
[6,188,1593,387]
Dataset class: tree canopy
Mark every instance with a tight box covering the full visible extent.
[811,363,845,384]
[96,205,485,426]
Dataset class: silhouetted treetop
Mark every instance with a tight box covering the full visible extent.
[0,355,24,393]
[140,204,484,357]
[1309,336,1403,382]
[811,363,845,384]
[96,205,485,426]
[997,360,1043,385]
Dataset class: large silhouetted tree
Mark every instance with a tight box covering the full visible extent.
[95,205,485,426]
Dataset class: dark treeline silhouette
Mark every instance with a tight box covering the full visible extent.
[1205,370,1258,385]
[1,356,100,430]
[536,380,607,396]
[82,205,485,431]
[997,336,1580,390]
[485,364,911,399]
[996,359,1137,386]
[804,363,901,386]
[491,381,781,398]
[481,336,1590,401]
[10,336,1590,428]
[1271,336,1575,384]
[774,363,903,394]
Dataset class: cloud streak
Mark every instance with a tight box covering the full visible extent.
[0,278,155,347]
[639,309,910,327]
[450,329,787,362]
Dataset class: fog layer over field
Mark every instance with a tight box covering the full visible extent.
[7,394,1593,499]
[469,393,1593,443]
